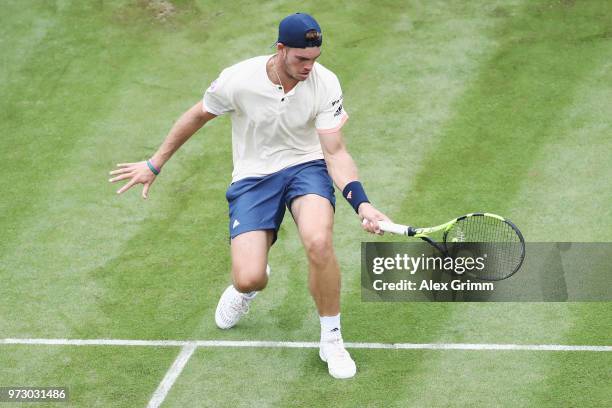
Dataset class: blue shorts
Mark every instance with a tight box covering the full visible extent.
[226,159,335,243]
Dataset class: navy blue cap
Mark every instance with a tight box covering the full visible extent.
[277,13,322,48]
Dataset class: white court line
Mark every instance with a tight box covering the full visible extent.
[1,338,611,352]
[146,343,196,408]
[3,338,610,408]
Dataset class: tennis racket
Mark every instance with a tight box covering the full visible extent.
[376,213,525,281]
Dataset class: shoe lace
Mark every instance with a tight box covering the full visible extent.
[325,333,350,360]
[228,294,249,315]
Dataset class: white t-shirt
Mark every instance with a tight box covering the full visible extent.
[203,55,349,182]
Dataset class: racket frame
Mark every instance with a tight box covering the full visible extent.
[377,213,526,280]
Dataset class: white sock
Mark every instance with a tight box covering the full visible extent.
[320,314,341,338]
[234,286,257,300]
[243,291,257,299]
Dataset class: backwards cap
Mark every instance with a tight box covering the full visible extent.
[277,13,322,48]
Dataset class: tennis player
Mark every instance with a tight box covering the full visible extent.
[109,13,389,379]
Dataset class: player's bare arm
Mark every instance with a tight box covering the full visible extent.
[318,129,390,233]
[109,101,216,198]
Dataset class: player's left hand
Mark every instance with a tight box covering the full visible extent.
[358,203,391,235]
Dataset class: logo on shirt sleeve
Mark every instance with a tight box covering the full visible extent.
[332,94,344,117]
[331,94,343,107]
[333,103,344,117]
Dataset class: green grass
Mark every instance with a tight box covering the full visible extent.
[1,0,611,407]
[165,348,612,408]
[0,345,177,407]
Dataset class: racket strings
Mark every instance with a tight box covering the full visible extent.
[446,216,524,280]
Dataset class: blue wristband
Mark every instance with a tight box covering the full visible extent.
[146,160,160,176]
[342,181,370,213]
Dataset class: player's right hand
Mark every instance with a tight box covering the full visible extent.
[359,203,391,235]
[108,161,157,199]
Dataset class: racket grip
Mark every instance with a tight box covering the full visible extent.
[377,221,410,235]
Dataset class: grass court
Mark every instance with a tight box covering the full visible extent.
[1,1,611,406]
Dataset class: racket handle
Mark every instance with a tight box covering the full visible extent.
[377,221,410,236]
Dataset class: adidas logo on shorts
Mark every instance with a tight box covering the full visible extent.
[232,219,240,229]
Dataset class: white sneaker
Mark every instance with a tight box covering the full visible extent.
[215,265,269,329]
[215,285,251,329]
[319,330,357,379]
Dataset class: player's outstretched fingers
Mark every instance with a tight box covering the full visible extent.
[117,179,137,195]
[142,183,151,199]
[108,173,132,183]
[109,167,131,176]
